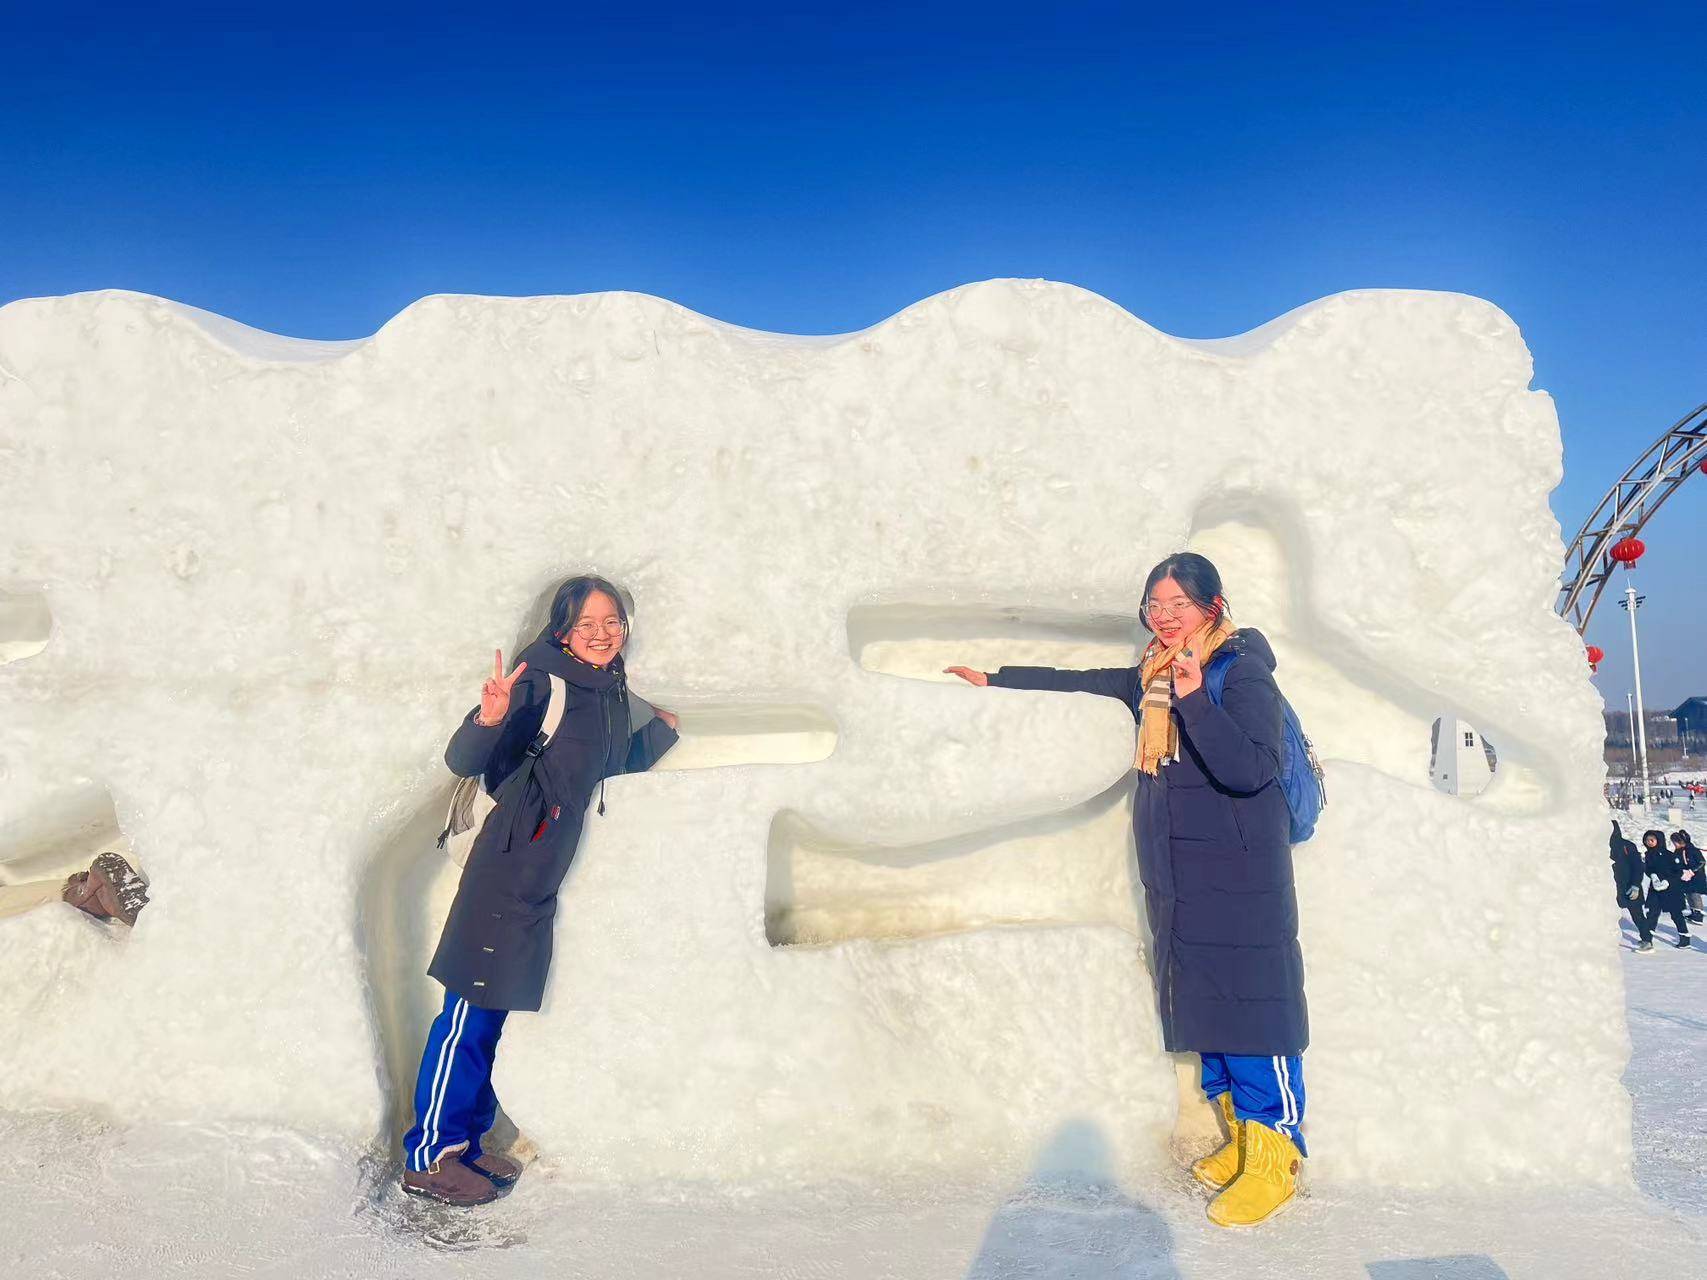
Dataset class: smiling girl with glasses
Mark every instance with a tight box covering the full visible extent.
[398,574,679,1206]
[946,551,1311,1228]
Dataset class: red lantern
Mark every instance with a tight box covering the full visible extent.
[1609,537,1645,566]
[1585,645,1604,667]
[1700,458,1707,475]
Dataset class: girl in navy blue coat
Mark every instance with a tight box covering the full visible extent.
[1672,830,1705,924]
[1642,829,1693,947]
[400,575,678,1206]
[947,552,1307,1228]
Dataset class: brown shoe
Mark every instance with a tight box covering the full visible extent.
[62,871,101,916]
[465,1150,521,1185]
[401,1153,500,1206]
[61,853,149,926]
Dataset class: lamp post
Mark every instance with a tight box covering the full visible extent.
[1610,537,1651,811]
[1627,691,1642,809]
[1619,585,1652,811]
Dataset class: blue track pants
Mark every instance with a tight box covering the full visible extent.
[1200,1052,1307,1156]
[402,988,509,1172]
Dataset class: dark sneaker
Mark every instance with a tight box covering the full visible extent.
[401,1156,500,1206]
[1636,940,1655,953]
[1674,936,1692,949]
[465,1150,522,1185]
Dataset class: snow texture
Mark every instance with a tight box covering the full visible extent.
[0,282,1617,1191]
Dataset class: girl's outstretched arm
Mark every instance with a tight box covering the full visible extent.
[978,665,1141,705]
[624,715,679,773]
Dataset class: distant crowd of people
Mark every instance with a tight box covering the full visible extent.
[1604,782,1702,812]
[1611,821,1704,952]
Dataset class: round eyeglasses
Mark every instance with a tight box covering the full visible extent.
[571,619,627,638]
[1144,598,1201,619]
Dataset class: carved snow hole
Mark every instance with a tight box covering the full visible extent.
[1429,716,1498,798]
[0,589,51,665]
[848,603,1140,681]
[0,780,136,887]
[765,781,1140,948]
[656,703,837,769]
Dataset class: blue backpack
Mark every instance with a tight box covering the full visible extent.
[1202,649,1326,843]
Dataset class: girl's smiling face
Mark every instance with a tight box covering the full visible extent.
[1145,575,1211,647]
[565,590,626,666]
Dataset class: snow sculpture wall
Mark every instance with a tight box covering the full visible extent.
[0,282,1622,1189]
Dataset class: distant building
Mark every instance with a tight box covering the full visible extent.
[1674,697,1707,752]
[1430,715,1493,797]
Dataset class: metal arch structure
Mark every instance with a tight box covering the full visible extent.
[1557,402,1707,634]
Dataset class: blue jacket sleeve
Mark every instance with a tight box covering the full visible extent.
[1173,659,1283,793]
[625,718,679,773]
[987,665,1141,710]
[444,674,547,781]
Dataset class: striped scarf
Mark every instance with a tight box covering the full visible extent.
[1135,618,1235,774]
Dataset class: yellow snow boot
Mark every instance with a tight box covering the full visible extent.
[1206,1119,1301,1228]
[1190,1092,1242,1191]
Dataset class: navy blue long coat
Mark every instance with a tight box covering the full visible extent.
[990,628,1308,1057]
[428,634,677,1012]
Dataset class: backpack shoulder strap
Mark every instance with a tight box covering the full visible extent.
[526,674,569,756]
[1203,649,1238,706]
[540,674,568,743]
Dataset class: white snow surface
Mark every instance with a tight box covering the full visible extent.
[4,881,1701,1278]
[0,282,1616,1194]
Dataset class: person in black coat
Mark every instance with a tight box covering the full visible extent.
[1670,829,1705,925]
[1610,821,1651,950]
[1640,829,1692,949]
[946,552,1307,1229]
[400,575,679,1205]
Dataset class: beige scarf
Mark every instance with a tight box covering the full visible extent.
[1135,618,1235,774]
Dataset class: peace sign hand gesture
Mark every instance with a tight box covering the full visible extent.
[477,649,528,726]
[1171,648,1203,699]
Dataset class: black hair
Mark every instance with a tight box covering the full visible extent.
[1643,828,1665,847]
[547,575,631,643]
[1138,552,1227,633]
[1672,829,1695,848]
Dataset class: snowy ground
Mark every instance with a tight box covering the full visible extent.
[7,809,1704,1280]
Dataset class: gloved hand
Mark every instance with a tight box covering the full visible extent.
[1628,886,1642,901]
[1654,879,1670,892]
[1683,870,1695,882]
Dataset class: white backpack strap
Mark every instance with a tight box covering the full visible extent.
[524,674,569,758]
[539,674,568,743]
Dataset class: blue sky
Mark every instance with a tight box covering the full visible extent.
[4,3,1703,705]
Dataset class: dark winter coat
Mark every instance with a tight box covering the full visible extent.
[989,628,1307,1057]
[1641,837,1687,913]
[428,634,678,1011]
[1678,841,1705,897]
[1610,835,1645,907]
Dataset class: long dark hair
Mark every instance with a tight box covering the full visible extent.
[1139,552,1226,634]
[547,575,631,643]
